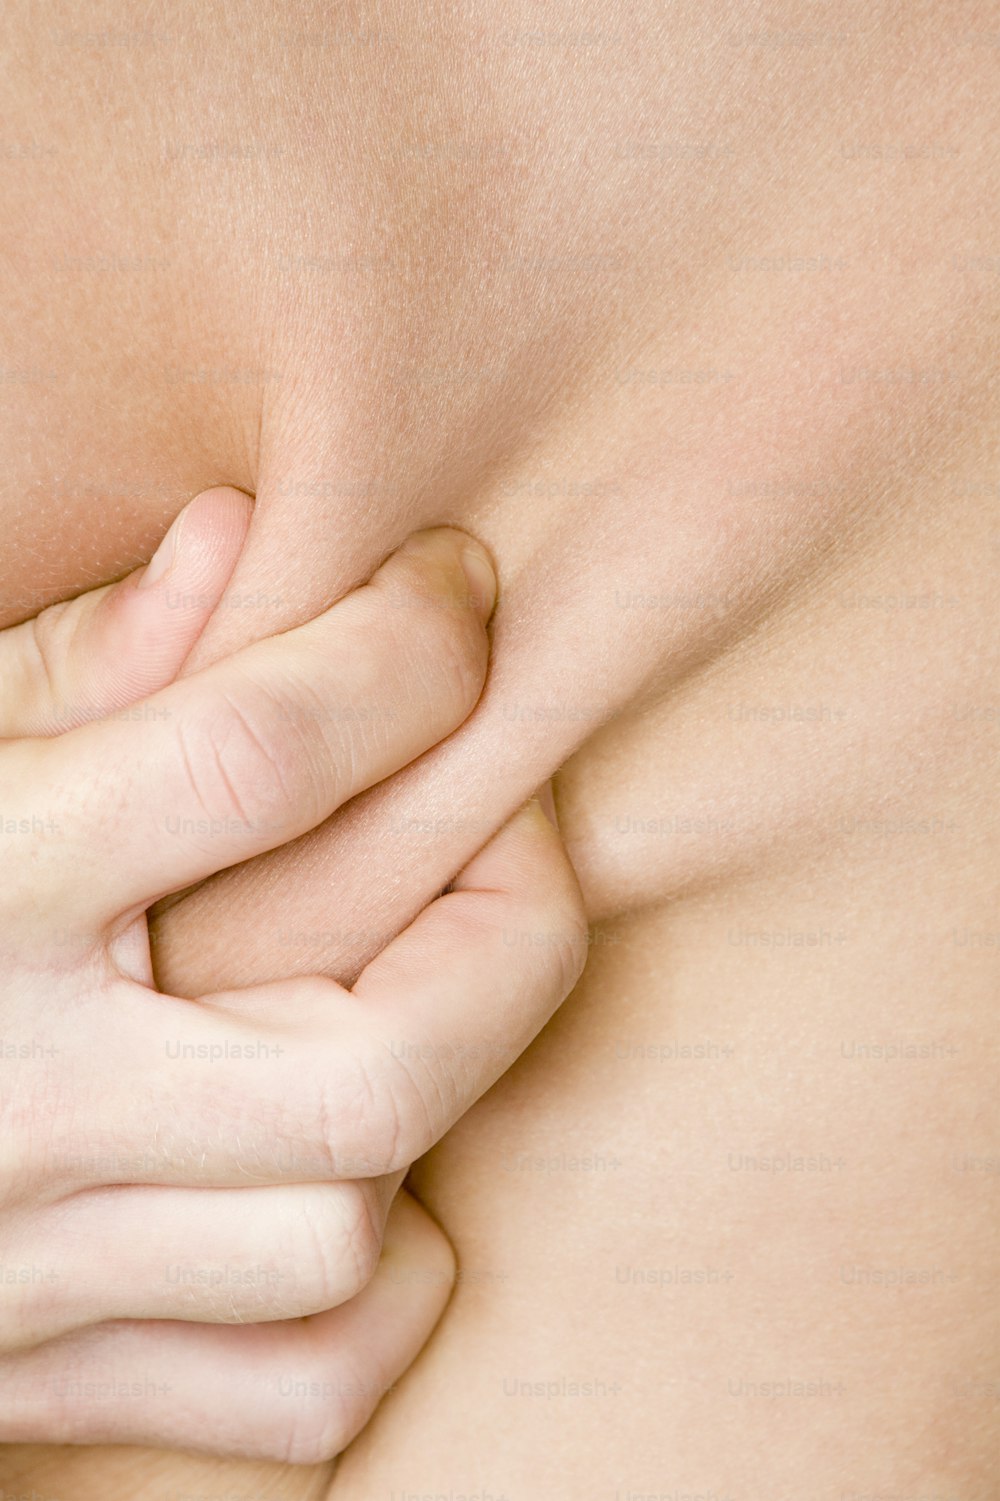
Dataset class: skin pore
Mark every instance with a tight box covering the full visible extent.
[2,0,999,1496]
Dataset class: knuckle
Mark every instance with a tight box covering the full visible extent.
[336,1181,384,1293]
[294,1185,382,1310]
[272,1417,343,1467]
[547,911,590,1000]
[173,676,326,836]
[269,1377,370,1465]
[316,1050,427,1177]
[528,860,590,1000]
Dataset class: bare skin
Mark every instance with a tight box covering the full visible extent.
[2,0,999,1496]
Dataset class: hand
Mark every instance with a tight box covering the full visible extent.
[0,489,588,1458]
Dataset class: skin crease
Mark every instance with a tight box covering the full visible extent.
[1,0,1000,1495]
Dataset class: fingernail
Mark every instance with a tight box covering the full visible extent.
[139,509,185,589]
[460,543,497,623]
[537,782,559,830]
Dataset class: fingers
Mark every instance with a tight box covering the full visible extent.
[0,1191,454,1460]
[10,1176,405,1348]
[0,488,252,738]
[64,800,586,1189]
[343,795,589,1152]
[5,528,496,932]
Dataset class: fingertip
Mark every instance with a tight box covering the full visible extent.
[447,796,588,982]
[80,488,255,717]
[454,792,567,891]
[391,527,497,624]
[138,487,253,594]
[181,486,254,565]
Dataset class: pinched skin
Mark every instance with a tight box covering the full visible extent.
[0,516,586,1460]
[1,1,999,1496]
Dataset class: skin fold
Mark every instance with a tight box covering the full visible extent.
[1,0,999,1495]
[0,507,588,1457]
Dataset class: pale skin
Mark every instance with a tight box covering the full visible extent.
[2,0,1000,1496]
[0,494,585,1456]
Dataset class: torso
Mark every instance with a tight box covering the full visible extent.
[2,4,999,1496]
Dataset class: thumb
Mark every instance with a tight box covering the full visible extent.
[0,486,252,737]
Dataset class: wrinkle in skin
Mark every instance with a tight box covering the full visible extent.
[0,0,999,1494]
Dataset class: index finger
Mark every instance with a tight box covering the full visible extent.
[13,528,495,933]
